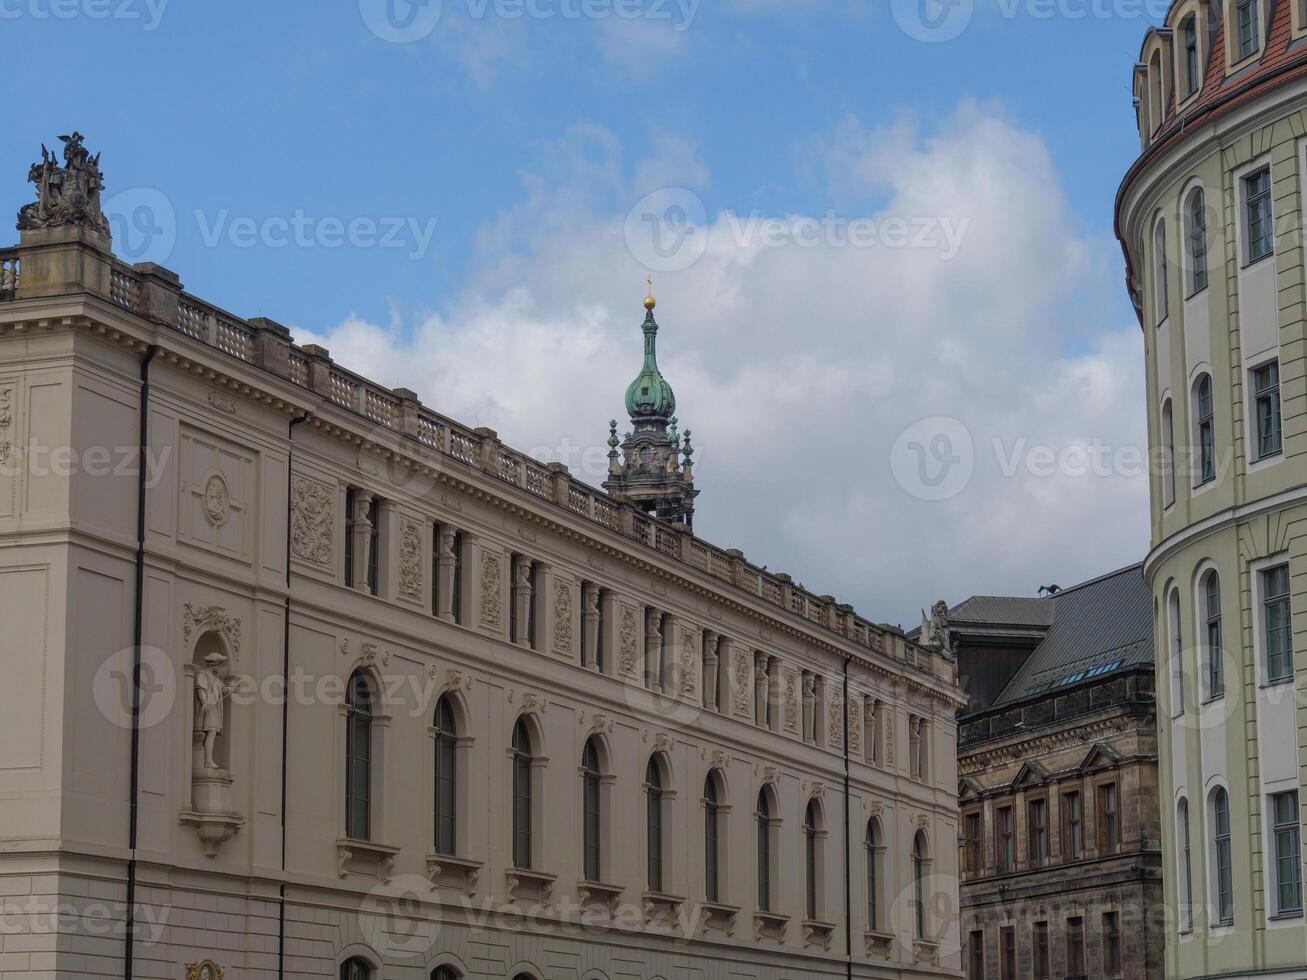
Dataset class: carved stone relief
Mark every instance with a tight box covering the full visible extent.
[183,604,241,659]
[828,690,845,749]
[783,670,800,735]
[733,646,753,718]
[618,604,639,678]
[290,476,334,567]
[480,551,503,631]
[679,626,697,699]
[0,387,11,466]
[848,693,863,755]
[398,520,423,600]
[554,580,575,654]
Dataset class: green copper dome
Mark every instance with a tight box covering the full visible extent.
[624,309,676,419]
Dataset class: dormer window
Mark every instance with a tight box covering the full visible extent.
[1236,0,1259,60]
[1183,16,1200,95]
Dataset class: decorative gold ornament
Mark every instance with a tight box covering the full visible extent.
[185,961,224,980]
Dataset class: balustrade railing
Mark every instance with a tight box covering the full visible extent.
[0,251,20,298]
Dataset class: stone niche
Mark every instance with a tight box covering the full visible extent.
[179,625,244,857]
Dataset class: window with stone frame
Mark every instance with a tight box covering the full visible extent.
[1103,910,1122,975]
[1097,781,1120,853]
[1027,797,1048,866]
[968,929,985,979]
[963,809,983,875]
[1033,921,1050,979]
[1062,790,1083,859]
[1066,916,1086,978]
[995,805,1015,873]
[1000,925,1015,980]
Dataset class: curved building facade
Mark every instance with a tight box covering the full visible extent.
[1117,1,1307,977]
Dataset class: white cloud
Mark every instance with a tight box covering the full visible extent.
[295,102,1147,624]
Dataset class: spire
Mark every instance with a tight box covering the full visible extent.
[603,287,699,528]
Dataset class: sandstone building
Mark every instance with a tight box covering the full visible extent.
[0,138,965,979]
[946,566,1162,980]
[1118,1,1307,974]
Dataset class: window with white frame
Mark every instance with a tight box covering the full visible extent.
[1204,570,1224,699]
[1236,0,1260,60]
[1272,790,1302,916]
[1254,361,1282,460]
[1168,587,1185,715]
[1183,15,1201,95]
[1178,798,1194,932]
[1211,787,1233,925]
[1263,564,1293,682]
[1162,399,1176,508]
[1187,187,1208,294]
[1194,375,1215,486]
[1244,166,1274,263]
[1154,218,1169,321]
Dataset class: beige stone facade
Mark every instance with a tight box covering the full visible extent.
[0,187,964,976]
[1119,1,1307,977]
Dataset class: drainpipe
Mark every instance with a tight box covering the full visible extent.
[279,413,309,980]
[843,654,853,980]
[124,344,159,980]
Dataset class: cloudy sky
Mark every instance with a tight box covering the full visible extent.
[4,0,1158,624]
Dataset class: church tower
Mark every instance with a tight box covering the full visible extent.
[603,283,699,527]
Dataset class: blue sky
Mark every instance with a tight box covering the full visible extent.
[3,0,1162,620]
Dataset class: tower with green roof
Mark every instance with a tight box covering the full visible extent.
[603,286,699,528]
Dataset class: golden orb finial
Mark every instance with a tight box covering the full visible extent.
[644,275,656,311]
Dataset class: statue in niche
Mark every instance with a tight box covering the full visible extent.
[194,651,238,770]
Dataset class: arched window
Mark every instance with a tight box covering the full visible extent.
[912,831,929,939]
[582,738,602,882]
[511,719,534,870]
[1178,798,1194,932]
[804,801,820,920]
[345,671,373,841]
[756,790,773,911]
[1211,787,1233,925]
[1154,217,1169,321]
[1204,570,1224,699]
[704,773,722,903]
[433,696,457,856]
[646,758,665,893]
[1162,398,1176,508]
[866,819,882,930]
[1194,374,1215,486]
[1187,188,1209,294]
[340,958,371,980]
[1168,587,1184,716]
[431,968,460,980]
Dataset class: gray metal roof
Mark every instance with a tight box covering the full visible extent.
[963,563,1153,708]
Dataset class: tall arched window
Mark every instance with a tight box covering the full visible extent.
[704,773,722,903]
[912,831,929,939]
[1162,398,1176,508]
[581,738,602,882]
[1211,787,1233,925]
[432,968,459,980]
[804,801,819,920]
[1168,587,1185,716]
[1188,188,1208,294]
[1154,217,1169,321]
[433,696,457,856]
[511,720,534,870]
[646,758,665,893]
[757,790,773,911]
[1194,374,1215,486]
[866,819,882,930]
[345,671,373,841]
[1204,570,1224,699]
[341,958,371,980]
[1178,798,1193,932]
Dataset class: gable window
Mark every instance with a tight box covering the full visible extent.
[511,720,534,870]
[1179,798,1194,932]
[1063,790,1083,859]
[1212,788,1234,924]
[582,739,602,883]
[1254,361,1283,459]
[1028,797,1048,866]
[1195,375,1215,485]
[1245,166,1274,263]
[995,806,1014,873]
[345,671,373,841]
[1098,782,1121,853]
[1264,564,1293,682]
[1188,188,1209,293]
[1272,790,1302,915]
[646,758,666,893]
[1236,0,1260,59]
[1183,16,1201,94]
[433,696,457,856]
[1205,571,1224,699]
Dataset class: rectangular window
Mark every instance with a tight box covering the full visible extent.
[1033,921,1050,979]
[1098,783,1120,853]
[1000,926,1015,980]
[1197,378,1215,484]
[1063,791,1083,859]
[996,806,1014,873]
[1028,798,1049,866]
[964,811,983,874]
[1264,564,1294,682]
[1067,916,1086,977]
[1254,361,1283,460]
[1190,193,1209,293]
[1245,166,1274,262]
[365,496,380,595]
[969,930,986,980]
[1103,911,1122,974]
[1237,0,1260,59]
[1207,573,1224,698]
[1273,790,1302,915]
[344,489,357,588]
[1185,19,1200,94]
[1214,794,1233,925]
[449,531,463,624]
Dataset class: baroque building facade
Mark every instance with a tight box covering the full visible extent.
[0,141,964,980]
[946,567,1162,980]
[1118,1,1307,976]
